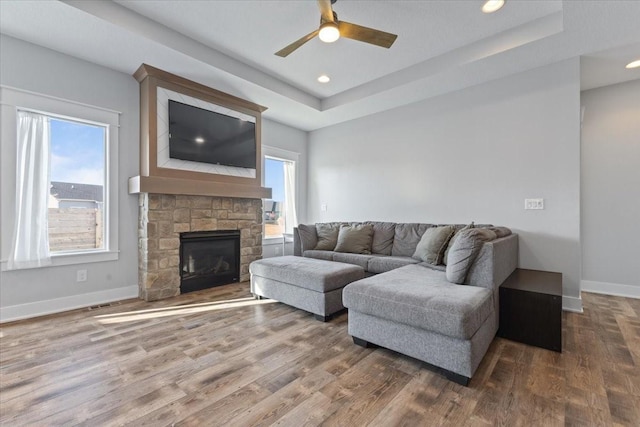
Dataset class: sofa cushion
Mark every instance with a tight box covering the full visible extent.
[314,223,340,251]
[343,264,494,340]
[367,255,420,274]
[364,221,396,255]
[412,225,456,264]
[250,256,364,293]
[297,223,318,252]
[303,250,335,261]
[443,223,474,266]
[335,224,374,254]
[332,252,377,270]
[391,223,433,257]
[446,228,498,284]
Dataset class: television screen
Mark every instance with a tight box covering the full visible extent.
[168,100,257,169]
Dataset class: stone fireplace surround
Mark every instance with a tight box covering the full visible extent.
[138,193,262,301]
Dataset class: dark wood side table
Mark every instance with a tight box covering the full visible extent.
[497,268,562,352]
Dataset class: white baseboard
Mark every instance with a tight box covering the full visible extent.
[562,295,583,313]
[581,280,640,299]
[0,285,139,323]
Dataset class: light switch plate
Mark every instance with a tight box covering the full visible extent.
[525,198,544,210]
[321,203,327,212]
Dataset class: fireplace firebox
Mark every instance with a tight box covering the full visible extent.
[179,230,240,294]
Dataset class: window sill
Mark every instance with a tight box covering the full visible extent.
[1,250,119,272]
[263,237,284,245]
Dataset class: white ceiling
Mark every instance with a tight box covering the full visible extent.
[581,43,640,91]
[113,0,563,98]
[1,1,639,131]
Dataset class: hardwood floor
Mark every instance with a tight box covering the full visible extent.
[1,284,639,426]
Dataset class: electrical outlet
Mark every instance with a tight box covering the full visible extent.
[77,269,87,282]
[524,198,544,210]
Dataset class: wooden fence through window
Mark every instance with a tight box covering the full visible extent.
[48,208,103,252]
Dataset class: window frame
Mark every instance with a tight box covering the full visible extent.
[0,86,120,270]
[42,112,109,255]
[261,145,299,244]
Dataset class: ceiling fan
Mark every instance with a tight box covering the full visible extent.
[275,0,398,57]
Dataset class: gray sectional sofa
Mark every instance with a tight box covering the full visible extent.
[292,221,518,385]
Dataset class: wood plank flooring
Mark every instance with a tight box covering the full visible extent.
[1,284,639,426]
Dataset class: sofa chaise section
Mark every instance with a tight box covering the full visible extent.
[343,234,518,385]
[343,265,496,385]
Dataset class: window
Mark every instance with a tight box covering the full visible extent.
[1,87,119,270]
[48,117,107,253]
[264,158,287,238]
[263,148,298,240]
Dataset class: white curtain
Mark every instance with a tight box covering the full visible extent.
[283,160,298,235]
[8,111,52,270]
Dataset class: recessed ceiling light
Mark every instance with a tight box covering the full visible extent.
[319,22,340,43]
[625,59,640,69]
[195,137,205,143]
[317,75,331,83]
[482,0,505,14]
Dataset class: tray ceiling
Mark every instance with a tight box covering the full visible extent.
[1,1,639,130]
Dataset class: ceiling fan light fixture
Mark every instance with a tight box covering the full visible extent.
[482,0,505,14]
[625,59,640,69]
[274,0,398,57]
[319,22,340,43]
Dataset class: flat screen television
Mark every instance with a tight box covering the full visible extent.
[168,100,257,169]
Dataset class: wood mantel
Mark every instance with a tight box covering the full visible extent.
[130,64,271,199]
[128,175,271,199]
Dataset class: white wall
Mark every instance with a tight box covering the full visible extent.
[308,59,582,311]
[581,80,640,297]
[0,35,140,321]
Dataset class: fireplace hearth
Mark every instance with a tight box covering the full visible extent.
[179,230,240,294]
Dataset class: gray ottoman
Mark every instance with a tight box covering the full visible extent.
[250,256,364,321]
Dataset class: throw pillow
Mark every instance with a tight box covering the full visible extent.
[412,225,456,264]
[314,223,340,251]
[334,224,374,254]
[443,222,474,266]
[445,228,497,284]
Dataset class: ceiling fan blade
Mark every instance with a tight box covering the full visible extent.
[338,21,397,48]
[275,29,320,57]
[317,0,335,23]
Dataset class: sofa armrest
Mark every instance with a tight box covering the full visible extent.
[467,234,518,290]
[293,227,302,256]
[293,224,319,255]
[467,233,518,331]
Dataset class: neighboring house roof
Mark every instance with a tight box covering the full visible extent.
[50,181,103,202]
